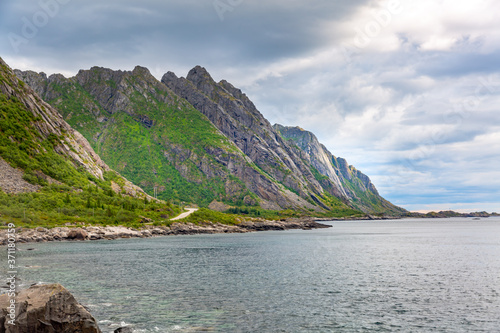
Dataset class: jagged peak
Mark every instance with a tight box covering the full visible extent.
[75,65,159,83]
[132,65,152,77]
[47,73,67,82]
[273,123,306,132]
[286,125,307,132]
[273,124,315,142]
[186,65,215,85]
[88,66,111,72]
[14,69,47,79]
[219,79,233,88]
[189,65,211,76]
[78,66,125,78]
[161,71,179,82]
[219,79,242,94]
[218,79,251,103]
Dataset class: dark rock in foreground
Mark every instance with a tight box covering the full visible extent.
[0,284,101,333]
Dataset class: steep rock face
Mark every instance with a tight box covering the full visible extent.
[11,70,47,97]
[162,67,327,204]
[274,124,405,214]
[75,66,168,118]
[16,66,317,209]
[0,284,101,333]
[273,124,348,197]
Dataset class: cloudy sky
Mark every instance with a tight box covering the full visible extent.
[1,0,499,212]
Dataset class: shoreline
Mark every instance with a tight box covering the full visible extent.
[3,214,488,245]
[0,218,335,245]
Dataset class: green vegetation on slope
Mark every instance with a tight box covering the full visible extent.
[0,94,90,188]
[0,184,181,229]
[0,65,184,229]
[184,208,239,225]
[47,78,106,142]
[342,177,396,214]
[309,163,393,214]
[46,78,253,207]
[228,206,362,219]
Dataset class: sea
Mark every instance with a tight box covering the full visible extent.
[3,217,500,332]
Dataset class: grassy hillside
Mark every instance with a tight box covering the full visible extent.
[0,183,180,229]
[0,93,90,188]
[0,94,182,228]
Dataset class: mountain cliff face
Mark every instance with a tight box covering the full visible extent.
[15,66,319,210]
[162,67,326,202]
[0,57,147,198]
[273,125,404,214]
[15,64,404,214]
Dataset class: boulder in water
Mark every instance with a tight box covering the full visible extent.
[114,327,133,333]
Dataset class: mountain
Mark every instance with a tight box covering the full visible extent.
[162,66,403,214]
[0,57,182,228]
[14,64,404,215]
[14,66,319,211]
[163,67,328,205]
[273,125,404,214]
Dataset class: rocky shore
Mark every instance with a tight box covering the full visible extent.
[0,219,333,245]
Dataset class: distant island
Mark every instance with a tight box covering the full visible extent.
[405,211,499,219]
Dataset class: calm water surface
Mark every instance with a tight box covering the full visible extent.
[3,218,500,332]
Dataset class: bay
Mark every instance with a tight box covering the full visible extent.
[3,217,500,332]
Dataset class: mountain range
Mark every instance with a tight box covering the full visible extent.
[8,57,404,216]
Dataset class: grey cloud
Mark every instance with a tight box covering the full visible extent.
[1,0,499,212]
[418,51,500,78]
[1,0,370,71]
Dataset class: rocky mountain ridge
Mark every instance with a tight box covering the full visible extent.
[1,60,107,181]
[162,67,326,202]
[274,124,401,213]
[14,64,404,214]
[16,65,319,210]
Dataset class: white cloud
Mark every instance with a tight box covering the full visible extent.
[420,37,458,51]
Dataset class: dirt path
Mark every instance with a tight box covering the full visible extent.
[170,208,198,221]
